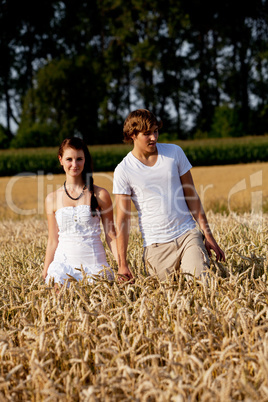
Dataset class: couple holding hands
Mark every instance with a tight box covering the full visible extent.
[43,109,225,286]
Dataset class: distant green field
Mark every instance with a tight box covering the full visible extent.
[0,135,268,176]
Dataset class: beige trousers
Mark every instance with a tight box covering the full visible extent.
[143,228,210,281]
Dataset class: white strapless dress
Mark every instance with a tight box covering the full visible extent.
[45,205,113,285]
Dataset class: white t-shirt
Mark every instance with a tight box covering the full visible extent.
[113,143,196,247]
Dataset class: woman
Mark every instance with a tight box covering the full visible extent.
[43,137,117,285]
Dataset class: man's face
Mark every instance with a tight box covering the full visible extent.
[133,125,159,153]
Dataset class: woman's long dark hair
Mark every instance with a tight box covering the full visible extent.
[58,137,99,216]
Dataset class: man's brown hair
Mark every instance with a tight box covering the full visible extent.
[123,109,162,143]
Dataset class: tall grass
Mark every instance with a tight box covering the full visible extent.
[0,213,268,400]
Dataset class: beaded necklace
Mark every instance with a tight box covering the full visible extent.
[64,181,87,201]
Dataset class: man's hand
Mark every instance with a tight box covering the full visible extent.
[205,236,225,262]
[117,265,133,282]
[42,267,48,281]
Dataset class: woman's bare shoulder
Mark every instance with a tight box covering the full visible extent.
[94,185,110,199]
[94,185,112,207]
[45,187,64,213]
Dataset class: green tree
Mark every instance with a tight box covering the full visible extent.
[1,0,268,147]
[0,0,60,141]
[209,104,243,138]
[16,54,106,145]
[0,1,19,141]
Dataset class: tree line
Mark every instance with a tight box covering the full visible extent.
[0,0,268,147]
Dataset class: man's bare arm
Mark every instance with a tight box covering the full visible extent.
[115,194,133,279]
[181,170,225,262]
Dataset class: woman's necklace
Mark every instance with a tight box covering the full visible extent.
[64,181,87,201]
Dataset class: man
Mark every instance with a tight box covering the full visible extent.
[113,109,225,281]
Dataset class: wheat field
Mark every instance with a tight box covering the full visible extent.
[0,164,268,400]
[0,211,268,401]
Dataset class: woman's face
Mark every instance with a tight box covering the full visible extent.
[59,147,85,177]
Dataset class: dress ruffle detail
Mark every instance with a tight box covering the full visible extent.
[45,205,114,285]
[45,261,113,285]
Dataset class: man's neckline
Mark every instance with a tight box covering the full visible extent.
[130,143,160,167]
